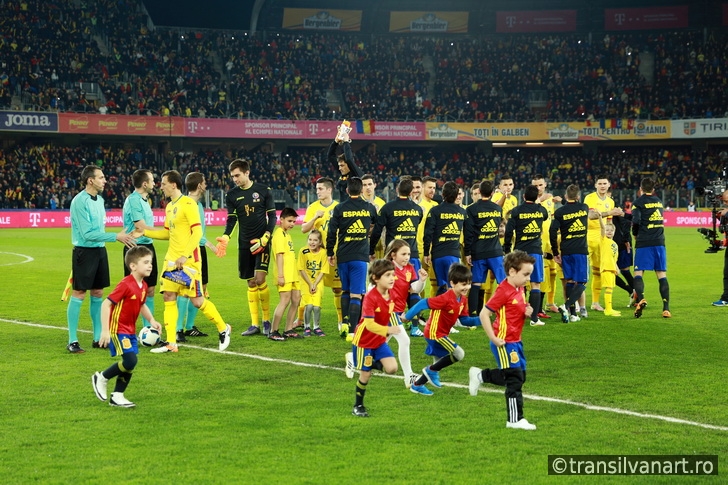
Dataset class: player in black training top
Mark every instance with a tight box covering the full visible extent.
[370,177,423,270]
[464,180,505,316]
[327,177,377,335]
[631,177,670,319]
[219,159,277,337]
[328,127,363,202]
[504,185,549,326]
[424,181,467,295]
[550,184,589,322]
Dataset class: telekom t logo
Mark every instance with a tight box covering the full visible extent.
[205,212,214,225]
[29,212,40,227]
[506,16,517,28]
[187,121,198,134]
[308,124,319,136]
[614,13,626,25]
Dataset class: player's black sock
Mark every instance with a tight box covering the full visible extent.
[504,368,525,423]
[540,292,546,311]
[633,276,645,301]
[478,288,485,313]
[102,362,122,380]
[565,282,585,310]
[341,292,350,325]
[436,284,448,296]
[480,368,506,386]
[355,379,367,406]
[528,289,541,322]
[413,374,428,386]
[349,297,361,330]
[430,354,456,372]
[114,372,133,393]
[468,285,481,316]
[621,269,635,291]
[615,274,632,295]
[659,277,670,311]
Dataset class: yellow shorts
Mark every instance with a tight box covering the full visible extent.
[601,271,616,288]
[277,280,300,293]
[540,258,558,293]
[323,265,342,289]
[588,238,601,269]
[159,259,203,298]
[300,281,324,307]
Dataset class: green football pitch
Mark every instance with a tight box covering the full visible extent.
[0,227,726,483]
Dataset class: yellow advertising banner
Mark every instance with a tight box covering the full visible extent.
[425,120,671,141]
[389,11,469,33]
[282,8,362,31]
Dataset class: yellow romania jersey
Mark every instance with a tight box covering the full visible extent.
[304,200,338,250]
[271,227,297,283]
[417,198,439,257]
[584,193,615,240]
[163,195,202,261]
[599,235,619,273]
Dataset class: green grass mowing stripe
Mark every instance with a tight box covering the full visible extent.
[5,317,727,433]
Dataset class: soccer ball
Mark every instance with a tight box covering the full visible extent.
[138,326,161,347]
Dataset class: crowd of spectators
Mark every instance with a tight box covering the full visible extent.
[2,140,726,211]
[1,0,726,122]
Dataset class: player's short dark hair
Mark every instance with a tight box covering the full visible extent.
[423,176,437,186]
[641,177,655,193]
[596,173,610,182]
[124,245,153,268]
[132,169,152,189]
[532,173,546,182]
[384,239,410,261]
[448,263,472,285]
[566,184,580,200]
[504,250,536,274]
[162,170,183,190]
[499,174,513,183]
[479,180,494,198]
[408,175,422,184]
[524,185,539,202]
[347,177,363,196]
[362,174,375,183]
[81,165,100,186]
[185,172,204,193]
[229,159,250,173]
[280,207,297,220]
[316,177,334,190]
[369,259,395,285]
[470,183,481,192]
[397,178,414,196]
[442,181,459,203]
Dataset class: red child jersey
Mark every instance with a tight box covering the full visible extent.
[485,280,527,343]
[390,263,418,313]
[107,274,148,335]
[424,290,468,339]
[352,287,394,349]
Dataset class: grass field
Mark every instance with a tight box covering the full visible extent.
[1,227,727,484]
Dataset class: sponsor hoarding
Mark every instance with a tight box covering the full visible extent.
[1,209,707,229]
[282,8,362,31]
[389,11,468,33]
[605,6,689,30]
[0,110,58,132]
[425,120,671,141]
[496,10,577,33]
[59,113,185,136]
[672,119,728,139]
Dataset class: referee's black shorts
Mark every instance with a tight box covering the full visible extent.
[123,243,159,287]
[72,246,110,291]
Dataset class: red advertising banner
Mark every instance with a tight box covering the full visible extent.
[604,6,689,30]
[496,10,577,33]
[59,113,185,136]
[0,209,309,229]
[184,119,425,141]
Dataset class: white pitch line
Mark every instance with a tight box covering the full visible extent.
[0,252,34,266]
[3,317,727,432]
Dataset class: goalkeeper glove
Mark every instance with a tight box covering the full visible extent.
[250,233,270,255]
[215,235,229,258]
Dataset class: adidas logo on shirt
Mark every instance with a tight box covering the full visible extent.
[347,219,368,234]
[649,211,663,221]
[396,218,417,233]
[442,221,460,235]
[523,220,541,234]
[569,219,586,232]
